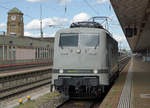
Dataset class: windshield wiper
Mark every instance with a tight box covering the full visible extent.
[60,42,64,49]
[60,45,64,49]
[94,42,98,49]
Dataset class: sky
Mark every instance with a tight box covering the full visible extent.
[0,0,130,50]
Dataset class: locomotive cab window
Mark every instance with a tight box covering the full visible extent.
[59,33,78,47]
[80,34,99,47]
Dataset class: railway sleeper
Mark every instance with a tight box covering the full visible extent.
[0,77,51,93]
[0,79,51,99]
[0,73,51,91]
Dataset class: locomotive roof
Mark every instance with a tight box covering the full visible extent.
[70,21,104,29]
[56,26,118,44]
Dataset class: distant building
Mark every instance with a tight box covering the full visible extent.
[0,8,54,62]
[7,8,24,37]
[0,36,54,60]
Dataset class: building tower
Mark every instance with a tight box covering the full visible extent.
[7,8,24,37]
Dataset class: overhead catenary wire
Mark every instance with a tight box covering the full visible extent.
[0,0,19,4]
[0,4,35,19]
[83,0,100,15]
[0,5,9,10]
[64,0,67,14]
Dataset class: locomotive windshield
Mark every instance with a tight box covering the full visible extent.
[59,33,99,48]
[59,33,78,47]
[80,34,99,47]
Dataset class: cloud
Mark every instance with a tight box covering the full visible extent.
[26,0,71,5]
[25,19,40,30]
[24,31,34,36]
[50,32,56,37]
[24,31,43,37]
[113,34,126,42]
[25,17,69,30]
[24,31,55,37]
[113,34,130,49]
[44,32,56,37]
[72,13,90,23]
[26,0,49,2]
[56,0,71,5]
[96,0,108,4]
[0,23,6,28]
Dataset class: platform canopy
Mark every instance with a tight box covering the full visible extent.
[110,0,150,53]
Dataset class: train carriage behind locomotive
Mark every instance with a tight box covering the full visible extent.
[52,21,118,98]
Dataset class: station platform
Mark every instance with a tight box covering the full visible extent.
[100,55,150,108]
[0,65,52,77]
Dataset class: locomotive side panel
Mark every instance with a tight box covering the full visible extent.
[106,33,119,82]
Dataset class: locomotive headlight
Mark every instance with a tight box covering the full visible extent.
[59,69,64,74]
[93,69,98,74]
[76,49,81,54]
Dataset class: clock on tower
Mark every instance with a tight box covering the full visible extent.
[11,15,16,21]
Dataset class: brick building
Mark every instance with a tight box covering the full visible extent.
[0,8,54,62]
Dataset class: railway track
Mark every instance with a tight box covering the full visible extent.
[57,99,96,108]
[0,68,52,100]
[119,56,131,72]
[0,61,51,72]
[56,91,109,108]
[0,56,130,104]
[56,84,110,108]
[0,78,51,100]
[55,56,131,108]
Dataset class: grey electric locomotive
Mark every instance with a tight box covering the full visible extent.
[52,21,118,98]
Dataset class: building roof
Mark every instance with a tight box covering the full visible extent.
[8,8,23,14]
[0,36,53,48]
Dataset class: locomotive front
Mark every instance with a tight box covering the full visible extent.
[52,22,109,98]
